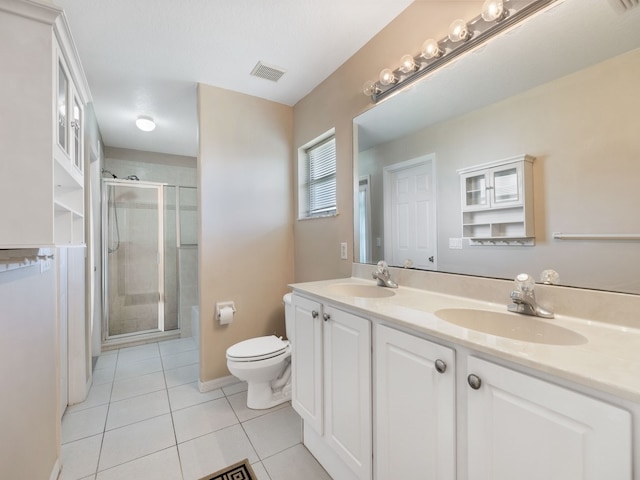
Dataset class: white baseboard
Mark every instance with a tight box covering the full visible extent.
[198,375,238,393]
[50,459,60,480]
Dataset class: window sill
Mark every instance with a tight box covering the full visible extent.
[297,211,339,222]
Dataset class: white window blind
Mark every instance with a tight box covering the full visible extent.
[301,135,336,218]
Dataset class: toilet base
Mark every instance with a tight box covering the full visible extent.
[247,381,291,410]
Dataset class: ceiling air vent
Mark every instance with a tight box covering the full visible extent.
[250,61,286,82]
[607,0,639,12]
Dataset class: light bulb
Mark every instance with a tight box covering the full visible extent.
[448,19,471,42]
[379,68,396,86]
[362,80,380,97]
[398,54,417,74]
[421,39,443,59]
[481,0,507,22]
[136,115,156,132]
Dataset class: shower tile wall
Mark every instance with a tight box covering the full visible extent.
[105,148,197,338]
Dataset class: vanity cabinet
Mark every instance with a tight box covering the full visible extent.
[375,325,456,480]
[465,356,632,480]
[457,155,534,245]
[291,294,372,480]
[0,0,88,248]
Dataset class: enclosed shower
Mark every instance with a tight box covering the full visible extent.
[102,177,197,344]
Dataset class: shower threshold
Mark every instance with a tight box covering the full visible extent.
[102,329,181,352]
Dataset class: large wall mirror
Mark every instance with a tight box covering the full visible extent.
[353,0,640,295]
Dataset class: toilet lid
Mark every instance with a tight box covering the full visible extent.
[226,335,289,361]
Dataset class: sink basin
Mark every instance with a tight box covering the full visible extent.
[326,283,396,298]
[435,308,587,345]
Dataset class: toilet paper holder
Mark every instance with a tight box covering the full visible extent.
[216,301,236,320]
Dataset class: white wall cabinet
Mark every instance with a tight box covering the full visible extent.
[465,356,632,480]
[291,294,372,480]
[457,155,534,245]
[0,0,89,248]
[375,324,456,480]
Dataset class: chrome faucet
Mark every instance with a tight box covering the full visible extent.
[372,261,398,288]
[507,273,553,318]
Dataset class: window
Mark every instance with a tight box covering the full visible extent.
[298,132,337,219]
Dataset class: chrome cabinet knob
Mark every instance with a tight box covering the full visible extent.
[435,359,447,374]
[311,310,319,319]
[467,374,482,390]
[323,313,331,322]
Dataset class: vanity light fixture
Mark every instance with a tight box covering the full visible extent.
[379,68,397,86]
[398,54,419,74]
[135,115,156,132]
[421,38,443,60]
[482,0,509,22]
[448,19,472,42]
[363,0,559,103]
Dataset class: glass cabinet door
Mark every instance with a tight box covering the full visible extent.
[464,173,488,209]
[57,61,68,152]
[72,96,82,172]
[491,166,520,205]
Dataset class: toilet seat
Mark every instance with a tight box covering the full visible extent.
[226,335,290,362]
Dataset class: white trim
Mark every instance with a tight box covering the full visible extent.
[456,154,534,175]
[49,459,60,480]
[198,375,238,393]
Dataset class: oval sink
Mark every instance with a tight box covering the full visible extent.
[326,283,396,298]
[435,308,587,345]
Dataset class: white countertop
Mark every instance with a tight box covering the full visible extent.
[290,277,640,403]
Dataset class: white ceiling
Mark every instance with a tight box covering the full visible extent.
[53,0,414,157]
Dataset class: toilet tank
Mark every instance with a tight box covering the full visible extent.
[283,293,293,340]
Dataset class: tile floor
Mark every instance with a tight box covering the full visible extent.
[60,337,332,480]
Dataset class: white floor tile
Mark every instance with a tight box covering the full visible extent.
[242,406,302,459]
[164,363,199,388]
[228,391,289,423]
[98,414,175,471]
[117,343,160,363]
[222,381,248,396]
[250,461,272,480]
[159,337,197,357]
[94,352,118,371]
[162,349,198,370]
[62,404,108,444]
[96,447,182,480]
[59,433,102,480]
[106,390,170,431]
[65,383,112,414]
[178,424,259,480]
[114,356,163,381]
[110,371,166,402]
[262,444,332,480]
[168,382,224,412]
[92,368,115,386]
[172,397,239,443]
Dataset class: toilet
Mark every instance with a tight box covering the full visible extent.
[226,293,293,409]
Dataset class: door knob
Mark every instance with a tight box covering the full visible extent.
[435,359,447,374]
[467,374,482,390]
[311,310,319,319]
[323,313,331,322]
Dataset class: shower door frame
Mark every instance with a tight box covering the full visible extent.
[101,179,167,342]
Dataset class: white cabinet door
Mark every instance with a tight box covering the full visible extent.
[466,356,632,480]
[375,325,456,480]
[324,305,371,480]
[291,295,324,434]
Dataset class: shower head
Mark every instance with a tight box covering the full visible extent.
[101,168,117,178]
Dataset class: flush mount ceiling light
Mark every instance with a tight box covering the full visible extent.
[136,115,156,132]
[363,0,559,103]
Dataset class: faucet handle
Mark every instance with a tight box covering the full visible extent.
[514,273,535,292]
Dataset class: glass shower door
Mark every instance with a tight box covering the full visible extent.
[103,180,165,338]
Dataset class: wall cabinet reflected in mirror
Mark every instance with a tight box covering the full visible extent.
[458,155,534,246]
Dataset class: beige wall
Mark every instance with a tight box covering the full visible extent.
[292,1,482,282]
[197,84,294,381]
